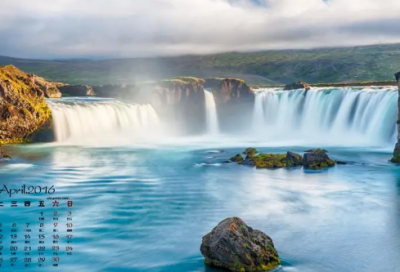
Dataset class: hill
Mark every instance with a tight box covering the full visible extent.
[1,43,400,85]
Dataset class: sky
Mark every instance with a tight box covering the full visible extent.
[0,0,400,59]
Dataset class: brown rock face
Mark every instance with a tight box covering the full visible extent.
[151,79,206,135]
[26,73,63,98]
[59,85,95,96]
[0,65,56,144]
[204,78,254,104]
[200,217,280,272]
[204,78,255,133]
[391,72,400,163]
[283,81,310,91]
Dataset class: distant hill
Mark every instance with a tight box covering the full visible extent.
[1,43,400,85]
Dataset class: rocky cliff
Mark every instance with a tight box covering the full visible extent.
[56,77,255,135]
[152,78,206,134]
[59,85,95,96]
[0,65,57,144]
[204,78,255,132]
[391,72,400,163]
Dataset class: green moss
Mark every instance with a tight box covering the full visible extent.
[314,148,327,154]
[173,76,205,85]
[243,148,258,156]
[0,65,54,144]
[254,153,287,169]
[231,154,244,164]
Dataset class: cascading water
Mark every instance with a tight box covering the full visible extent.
[252,87,398,146]
[204,89,219,135]
[47,98,162,143]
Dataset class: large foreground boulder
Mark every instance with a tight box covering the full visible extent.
[303,149,335,169]
[200,217,280,272]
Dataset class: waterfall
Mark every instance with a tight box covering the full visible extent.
[47,99,162,142]
[252,87,398,146]
[204,89,219,135]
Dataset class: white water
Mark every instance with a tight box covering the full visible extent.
[47,99,162,143]
[204,89,219,135]
[46,87,398,148]
[252,87,398,146]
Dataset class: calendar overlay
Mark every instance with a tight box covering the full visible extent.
[0,194,74,269]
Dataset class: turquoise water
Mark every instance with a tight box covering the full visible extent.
[1,144,400,272]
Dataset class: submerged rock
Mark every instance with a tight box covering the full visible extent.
[303,149,335,170]
[0,147,10,159]
[335,161,347,165]
[200,217,280,272]
[283,81,310,91]
[230,154,244,163]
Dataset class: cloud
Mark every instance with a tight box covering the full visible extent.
[0,0,400,58]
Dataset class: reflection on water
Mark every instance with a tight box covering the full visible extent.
[0,144,400,272]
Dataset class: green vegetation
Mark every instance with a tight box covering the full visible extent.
[172,76,205,85]
[2,43,399,85]
[0,65,53,144]
[230,154,244,163]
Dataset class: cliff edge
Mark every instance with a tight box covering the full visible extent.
[391,72,400,163]
[0,65,58,144]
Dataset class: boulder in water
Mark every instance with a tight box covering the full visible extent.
[254,153,287,169]
[285,152,303,167]
[230,154,244,163]
[283,81,310,91]
[242,156,256,166]
[243,148,258,156]
[303,149,335,170]
[200,217,280,272]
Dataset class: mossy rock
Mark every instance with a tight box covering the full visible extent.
[243,148,258,156]
[254,153,287,169]
[304,149,335,170]
[285,151,303,167]
[391,144,400,163]
[173,76,205,85]
[201,217,280,272]
[231,154,244,163]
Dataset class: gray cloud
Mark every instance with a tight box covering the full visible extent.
[0,0,400,59]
